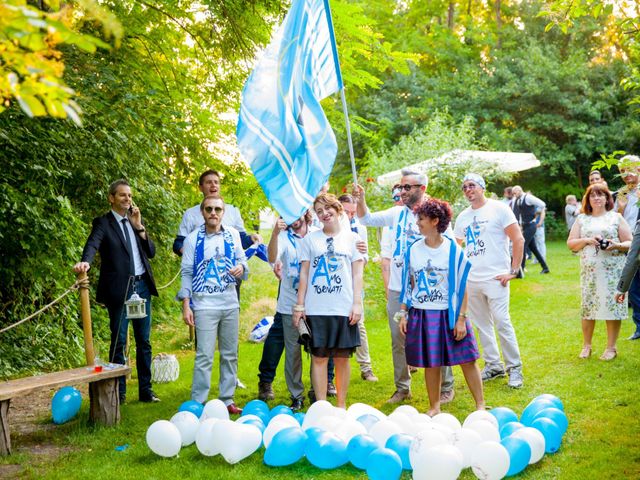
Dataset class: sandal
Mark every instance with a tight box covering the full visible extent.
[600,348,617,361]
[578,346,592,359]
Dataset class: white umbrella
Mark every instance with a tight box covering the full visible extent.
[376,150,540,187]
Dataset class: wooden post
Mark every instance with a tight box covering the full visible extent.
[78,272,95,366]
[0,400,10,455]
[89,379,120,426]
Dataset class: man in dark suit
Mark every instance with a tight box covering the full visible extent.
[73,179,159,404]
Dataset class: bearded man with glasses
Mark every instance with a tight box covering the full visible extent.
[353,169,455,404]
[178,196,249,415]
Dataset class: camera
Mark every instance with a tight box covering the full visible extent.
[598,238,611,250]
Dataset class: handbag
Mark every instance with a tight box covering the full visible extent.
[297,316,312,350]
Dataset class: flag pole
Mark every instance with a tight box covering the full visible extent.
[323,0,358,186]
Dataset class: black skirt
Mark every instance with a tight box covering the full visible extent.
[304,315,361,358]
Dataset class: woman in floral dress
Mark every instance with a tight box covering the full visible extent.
[567,183,631,360]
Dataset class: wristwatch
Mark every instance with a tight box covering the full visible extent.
[135,227,145,233]
[509,268,519,276]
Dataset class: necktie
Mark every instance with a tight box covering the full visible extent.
[350,218,358,233]
[121,219,136,276]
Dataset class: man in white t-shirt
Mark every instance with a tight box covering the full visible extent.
[453,174,526,388]
[354,169,455,403]
[614,155,640,340]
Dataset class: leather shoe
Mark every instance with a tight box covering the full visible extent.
[540,268,550,274]
[119,395,126,405]
[227,403,242,415]
[628,332,640,340]
[386,390,412,404]
[140,391,160,403]
[440,389,455,404]
[290,397,304,412]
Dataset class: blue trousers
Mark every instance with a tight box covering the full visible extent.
[106,277,153,400]
[629,271,640,334]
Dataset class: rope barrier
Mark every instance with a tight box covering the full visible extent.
[157,268,181,290]
[0,278,88,335]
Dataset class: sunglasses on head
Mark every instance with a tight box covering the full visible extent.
[398,184,422,191]
[204,206,224,214]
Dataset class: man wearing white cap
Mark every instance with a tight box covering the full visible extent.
[453,174,526,388]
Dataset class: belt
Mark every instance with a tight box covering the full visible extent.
[134,274,146,281]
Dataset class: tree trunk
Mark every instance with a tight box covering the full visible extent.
[495,0,502,49]
[448,1,455,29]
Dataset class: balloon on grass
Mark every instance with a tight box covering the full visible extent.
[170,411,199,446]
[220,422,262,464]
[201,399,228,421]
[450,427,483,468]
[366,447,403,480]
[466,419,500,442]
[178,400,204,418]
[270,404,293,418]
[264,427,307,466]
[501,436,531,476]
[531,394,564,412]
[520,399,556,426]
[511,427,546,464]
[195,418,220,456]
[433,413,462,432]
[347,434,378,470]
[385,433,412,470]
[356,413,380,432]
[409,428,448,468]
[500,421,525,439]
[533,407,568,435]
[305,430,348,469]
[413,444,463,480]
[263,415,300,448]
[51,386,82,425]
[490,407,519,430]
[146,420,182,458]
[463,410,499,430]
[470,441,510,480]
[531,417,562,453]
[370,419,403,447]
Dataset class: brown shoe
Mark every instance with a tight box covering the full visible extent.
[386,390,412,404]
[361,370,379,382]
[227,403,243,415]
[258,381,275,401]
[440,389,455,405]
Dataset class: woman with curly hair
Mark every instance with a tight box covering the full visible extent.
[398,198,484,415]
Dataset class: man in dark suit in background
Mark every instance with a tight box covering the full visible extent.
[73,179,159,404]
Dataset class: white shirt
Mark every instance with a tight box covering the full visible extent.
[379,226,394,259]
[179,226,248,310]
[275,227,318,314]
[348,217,369,262]
[111,211,145,275]
[615,188,639,228]
[406,240,450,310]
[454,198,517,282]
[177,203,246,238]
[300,228,364,316]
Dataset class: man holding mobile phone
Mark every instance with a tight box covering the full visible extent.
[73,179,159,405]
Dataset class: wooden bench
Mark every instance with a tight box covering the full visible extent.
[0,365,131,456]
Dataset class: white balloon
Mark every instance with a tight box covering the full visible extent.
[220,423,263,464]
[268,413,299,428]
[333,407,347,419]
[450,427,483,468]
[405,414,433,436]
[370,419,403,447]
[387,411,413,433]
[210,419,235,457]
[346,403,387,422]
[195,418,220,456]
[393,405,420,418]
[201,399,229,421]
[316,414,344,432]
[236,414,263,425]
[463,410,499,430]
[263,418,301,448]
[466,419,500,443]
[334,418,367,443]
[470,441,510,480]
[432,422,455,443]
[511,427,546,464]
[302,400,335,430]
[432,413,462,432]
[170,411,200,446]
[146,420,182,458]
[412,444,463,480]
[409,428,447,469]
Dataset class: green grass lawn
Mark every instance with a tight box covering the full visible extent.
[4,240,640,479]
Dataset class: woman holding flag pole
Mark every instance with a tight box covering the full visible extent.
[293,193,365,408]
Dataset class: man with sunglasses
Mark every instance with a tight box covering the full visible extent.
[73,179,159,405]
[178,196,248,415]
[454,174,525,388]
[354,169,455,404]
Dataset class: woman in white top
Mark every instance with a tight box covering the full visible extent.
[567,183,631,360]
[293,193,365,408]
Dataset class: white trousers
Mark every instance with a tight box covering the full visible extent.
[467,279,522,371]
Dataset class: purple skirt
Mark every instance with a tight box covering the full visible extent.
[405,308,479,368]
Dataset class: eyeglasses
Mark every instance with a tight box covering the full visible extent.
[204,206,223,214]
[398,184,422,191]
[462,184,477,191]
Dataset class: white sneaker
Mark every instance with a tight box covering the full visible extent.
[507,369,524,389]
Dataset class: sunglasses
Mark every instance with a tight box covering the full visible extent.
[204,206,224,214]
[462,184,477,191]
[398,184,422,191]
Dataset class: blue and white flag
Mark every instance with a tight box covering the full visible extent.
[236,0,343,225]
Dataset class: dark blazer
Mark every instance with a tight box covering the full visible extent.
[81,212,158,307]
[618,219,640,293]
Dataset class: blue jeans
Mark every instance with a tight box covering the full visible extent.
[107,277,153,399]
[629,271,640,334]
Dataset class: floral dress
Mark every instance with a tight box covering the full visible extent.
[577,211,627,320]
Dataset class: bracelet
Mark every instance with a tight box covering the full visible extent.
[292,305,305,312]
[392,311,407,323]
[135,227,145,233]
[458,312,468,319]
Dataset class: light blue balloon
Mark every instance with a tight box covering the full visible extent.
[241,418,266,433]
[532,394,564,412]
[243,399,270,414]
[385,433,412,470]
[178,400,203,418]
[51,386,82,425]
[500,421,525,439]
[490,407,519,429]
[501,436,531,476]
[305,427,326,443]
[533,407,568,436]
[347,434,378,470]
[305,431,348,469]
[531,417,562,453]
[293,412,305,425]
[366,448,403,480]
[520,399,557,426]
[356,413,380,431]
[264,427,307,466]
[270,404,293,419]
